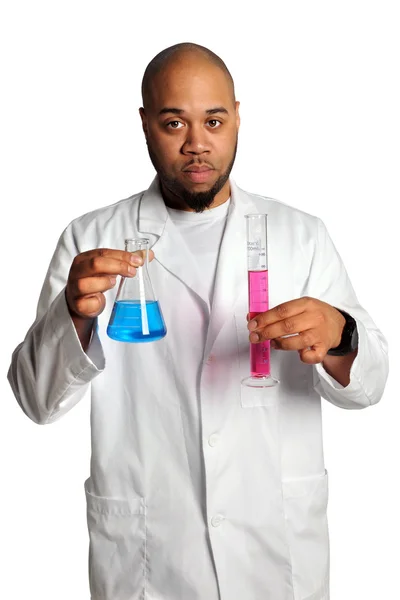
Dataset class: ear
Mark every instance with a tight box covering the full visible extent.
[235,101,241,129]
[139,107,148,139]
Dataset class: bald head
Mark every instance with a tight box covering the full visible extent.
[141,42,235,110]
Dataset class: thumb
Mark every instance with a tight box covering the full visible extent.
[298,343,326,365]
[133,249,155,263]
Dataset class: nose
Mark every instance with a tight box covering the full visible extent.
[181,124,210,155]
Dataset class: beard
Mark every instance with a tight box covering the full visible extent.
[146,138,238,213]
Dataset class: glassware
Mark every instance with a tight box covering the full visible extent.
[241,214,279,388]
[107,238,167,343]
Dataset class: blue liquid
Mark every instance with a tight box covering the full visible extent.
[107,300,167,343]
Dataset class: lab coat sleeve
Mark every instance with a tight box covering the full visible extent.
[7,222,105,424]
[307,217,388,409]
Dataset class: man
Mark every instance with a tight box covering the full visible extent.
[8,42,388,600]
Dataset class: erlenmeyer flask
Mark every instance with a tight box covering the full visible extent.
[107,238,167,343]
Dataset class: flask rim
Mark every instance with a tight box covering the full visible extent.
[125,237,149,247]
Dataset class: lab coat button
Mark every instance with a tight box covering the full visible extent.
[208,434,220,447]
[211,514,224,527]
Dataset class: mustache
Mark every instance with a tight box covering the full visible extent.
[182,160,215,170]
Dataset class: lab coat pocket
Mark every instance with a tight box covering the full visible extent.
[282,470,330,600]
[234,313,278,408]
[84,478,147,600]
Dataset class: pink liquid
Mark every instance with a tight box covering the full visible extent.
[248,270,270,377]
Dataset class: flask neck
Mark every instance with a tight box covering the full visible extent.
[125,238,149,267]
[116,237,155,303]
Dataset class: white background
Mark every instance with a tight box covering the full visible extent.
[0,1,398,598]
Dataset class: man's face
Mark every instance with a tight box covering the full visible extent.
[139,56,240,212]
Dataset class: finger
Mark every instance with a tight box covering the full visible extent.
[72,274,118,297]
[74,247,155,266]
[298,344,327,365]
[72,255,137,279]
[249,313,318,341]
[73,248,139,265]
[248,297,311,330]
[247,311,260,321]
[271,328,319,351]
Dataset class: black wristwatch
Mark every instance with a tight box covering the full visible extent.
[327,309,359,356]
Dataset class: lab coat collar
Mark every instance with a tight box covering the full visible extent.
[138,175,210,308]
[138,174,258,353]
[138,175,167,238]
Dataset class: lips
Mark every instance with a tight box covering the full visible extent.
[183,165,214,183]
[184,166,213,173]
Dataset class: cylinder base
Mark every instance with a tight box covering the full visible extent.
[241,375,279,388]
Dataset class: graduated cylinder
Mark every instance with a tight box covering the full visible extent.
[242,214,278,388]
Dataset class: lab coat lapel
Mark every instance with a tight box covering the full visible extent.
[138,176,210,309]
[204,180,258,359]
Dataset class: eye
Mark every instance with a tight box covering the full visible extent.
[208,119,222,128]
[166,121,184,129]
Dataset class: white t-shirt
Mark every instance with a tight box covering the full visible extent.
[166,198,231,308]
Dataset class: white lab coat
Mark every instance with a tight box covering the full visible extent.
[8,176,388,600]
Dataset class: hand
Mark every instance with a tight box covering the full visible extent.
[66,247,155,320]
[246,297,346,365]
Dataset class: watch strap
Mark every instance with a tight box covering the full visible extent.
[327,309,358,356]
